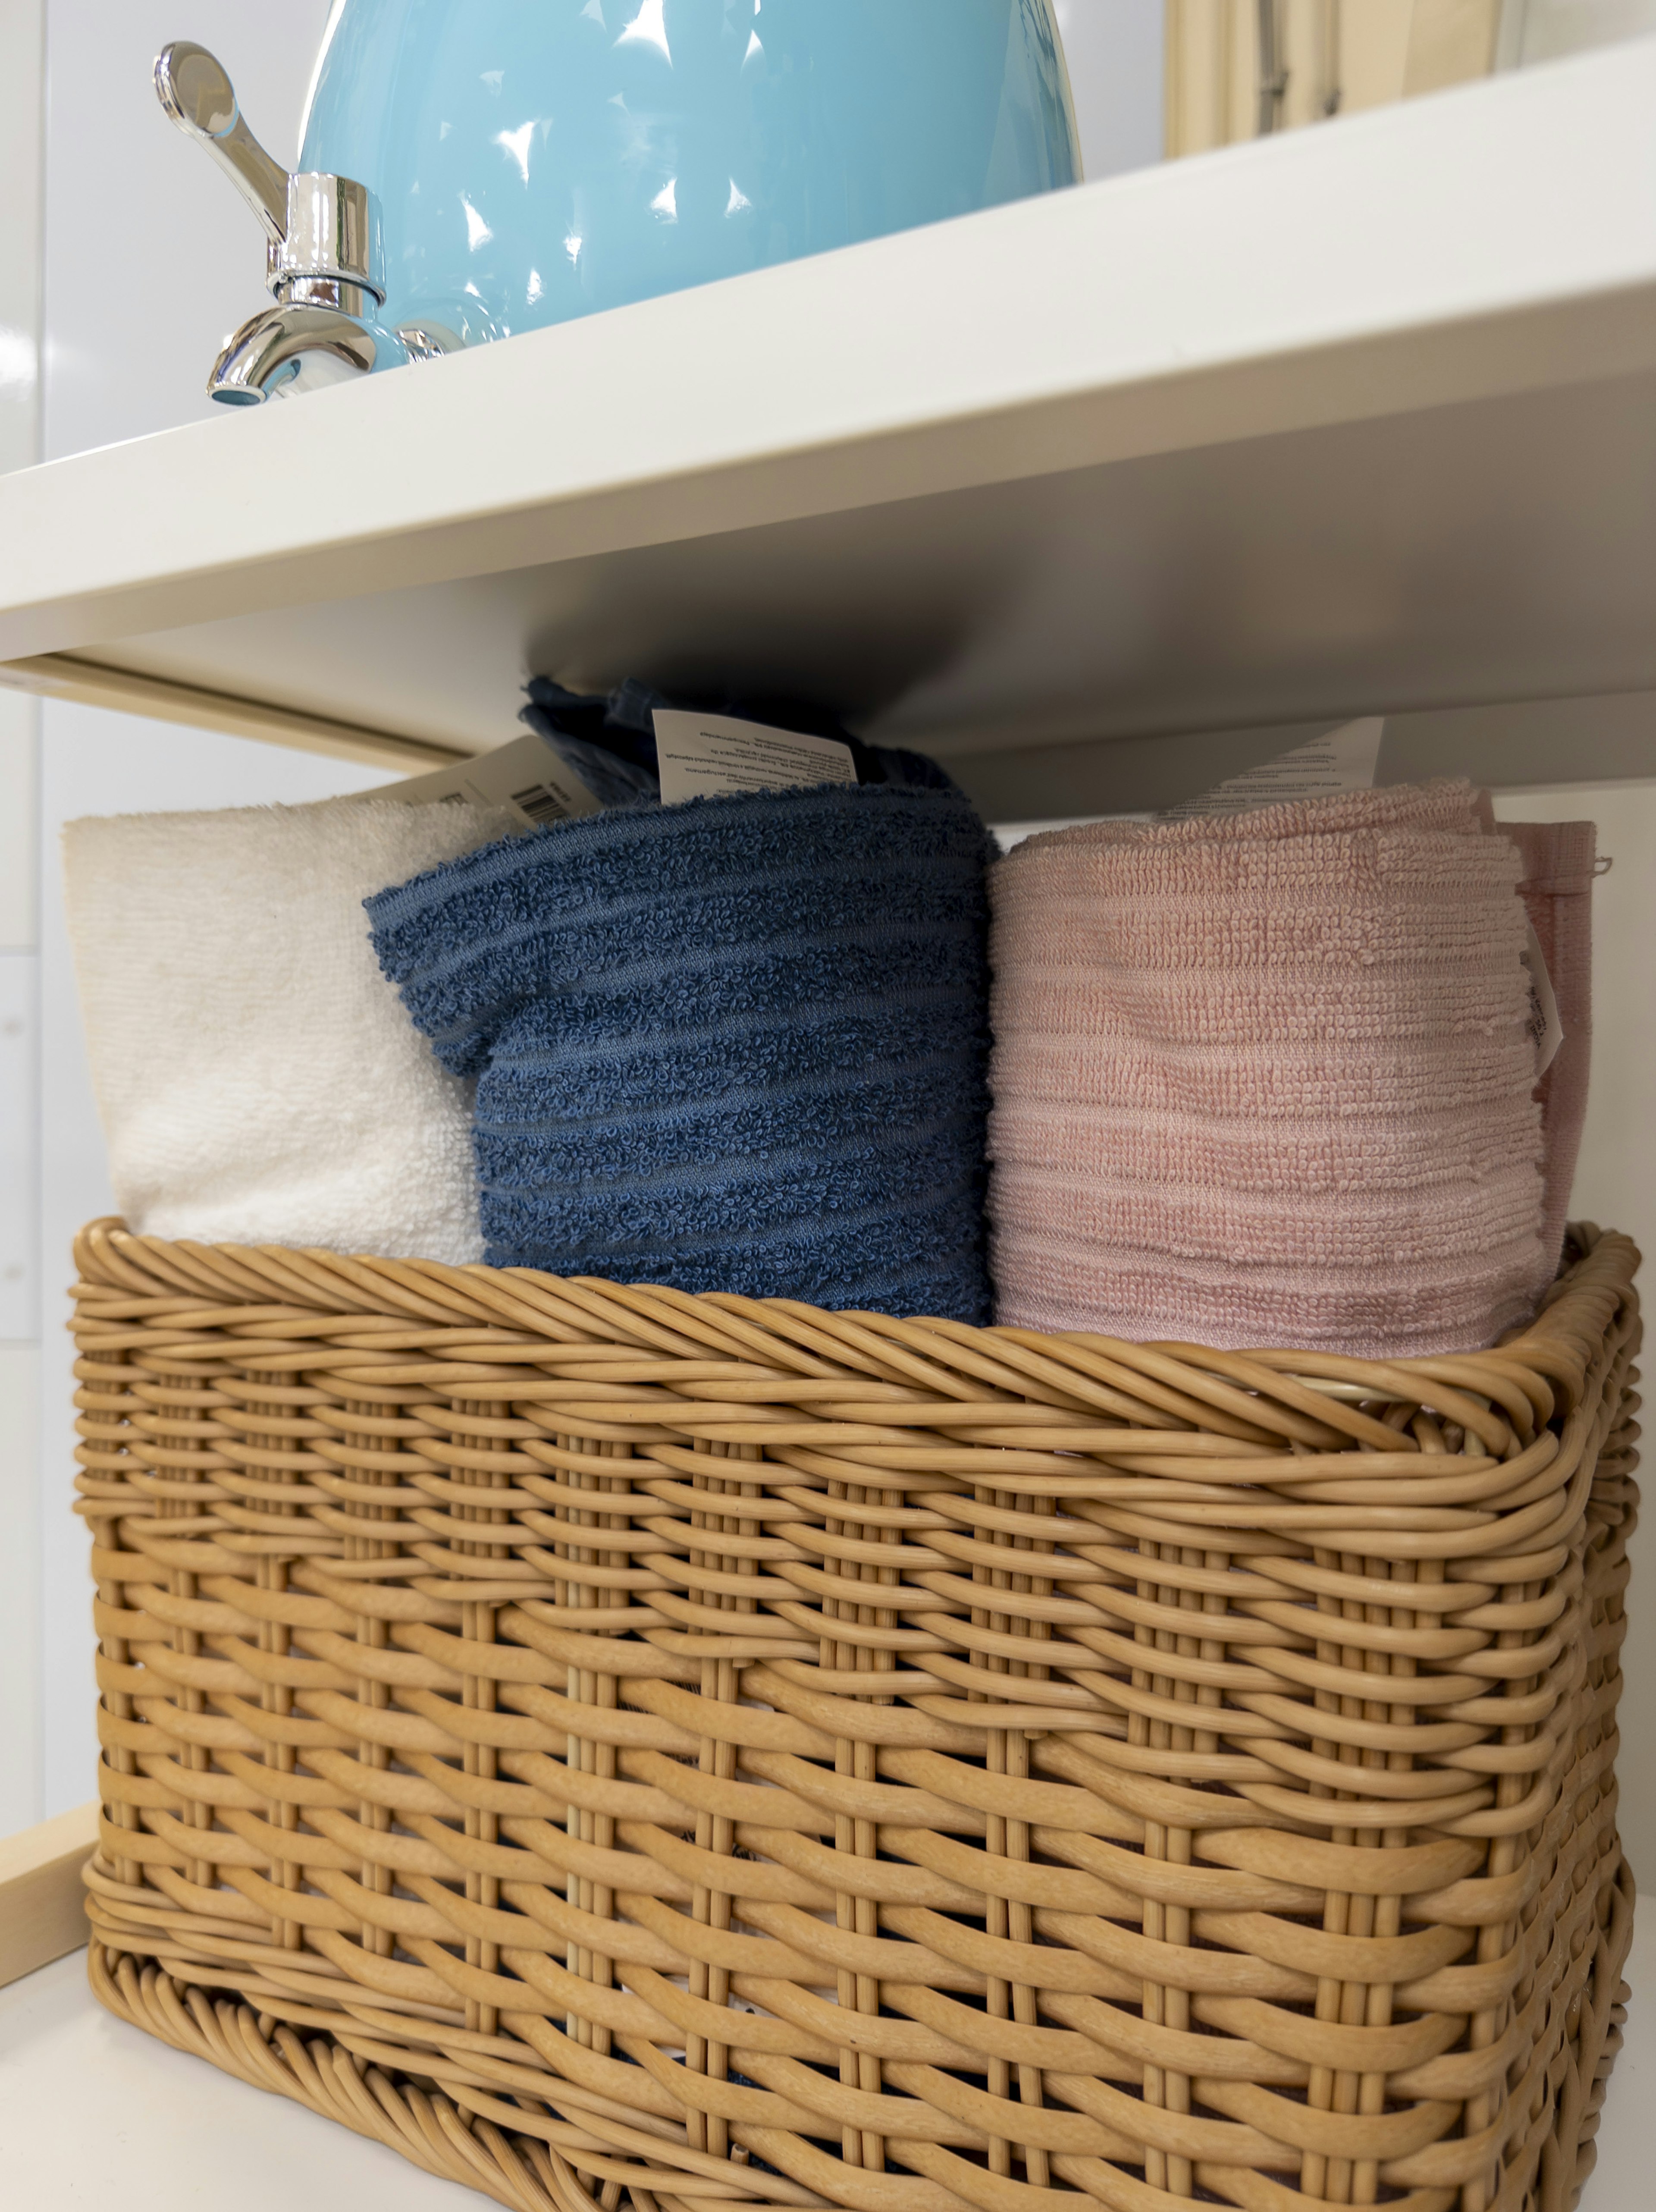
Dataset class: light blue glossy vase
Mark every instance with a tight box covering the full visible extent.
[298,0,1082,347]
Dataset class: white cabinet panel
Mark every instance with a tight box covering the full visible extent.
[0,953,35,1342]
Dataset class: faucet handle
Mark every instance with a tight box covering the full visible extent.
[156,41,385,306]
[155,42,289,248]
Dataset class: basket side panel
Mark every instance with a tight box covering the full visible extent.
[69,1224,1641,2212]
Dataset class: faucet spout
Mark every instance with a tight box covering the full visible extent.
[210,301,379,405]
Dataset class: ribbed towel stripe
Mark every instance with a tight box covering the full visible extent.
[369,782,994,1321]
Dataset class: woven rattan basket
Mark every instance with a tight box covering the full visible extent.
[71,1218,1640,2212]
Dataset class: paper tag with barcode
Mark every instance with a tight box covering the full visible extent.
[654,710,856,806]
[380,732,602,828]
[1522,921,1565,1076]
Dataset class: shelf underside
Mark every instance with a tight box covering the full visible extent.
[1,41,1653,808]
[28,367,1656,813]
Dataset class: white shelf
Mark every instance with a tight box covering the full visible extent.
[3,41,1656,810]
[0,1949,475,2209]
[1,1938,1650,2209]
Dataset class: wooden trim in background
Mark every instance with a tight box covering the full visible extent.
[1166,0,1505,159]
[0,652,466,776]
[0,1803,97,1990]
[1405,0,1505,94]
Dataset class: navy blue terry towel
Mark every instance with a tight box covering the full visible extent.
[365,782,994,1323]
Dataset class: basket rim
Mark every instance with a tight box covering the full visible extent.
[69,1214,1639,1429]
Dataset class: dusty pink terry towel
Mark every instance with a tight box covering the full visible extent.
[1505,820,1597,1277]
[988,781,1549,1356]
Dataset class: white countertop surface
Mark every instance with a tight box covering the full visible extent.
[1,1933,1649,2209]
[0,1948,473,2208]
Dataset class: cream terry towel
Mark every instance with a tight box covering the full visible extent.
[988,781,1548,1357]
[63,796,513,1261]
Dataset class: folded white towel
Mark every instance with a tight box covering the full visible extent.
[63,795,513,1262]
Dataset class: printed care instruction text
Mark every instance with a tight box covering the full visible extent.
[653,711,856,806]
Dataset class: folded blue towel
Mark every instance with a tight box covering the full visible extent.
[366,782,994,1321]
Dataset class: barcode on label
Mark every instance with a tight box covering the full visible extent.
[511,785,570,826]
[375,734,599,826]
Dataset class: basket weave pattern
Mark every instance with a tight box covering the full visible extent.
[71,1219,1640,2212]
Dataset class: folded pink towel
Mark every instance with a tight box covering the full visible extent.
[989,781,1548,1356]
[1505,820,1596,1276]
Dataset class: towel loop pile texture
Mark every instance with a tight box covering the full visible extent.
[1507,820,1596,1279]
[368,783,994,1321]
[988,781,1549,1357]
[63,797,512,1261]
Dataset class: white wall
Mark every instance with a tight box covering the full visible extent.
[1055,0,1167,177]
[43,0,332,456]
[1500,0,1656,65]
[20,0,374,1831]
[0,0,47,1840]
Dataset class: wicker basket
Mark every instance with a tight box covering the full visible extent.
[70,1218,1640,2212]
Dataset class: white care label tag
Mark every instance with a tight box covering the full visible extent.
[381,732,602,829]
[653,710,856,806]
[1158,717,1387,819]
[1523,921,1565,1076]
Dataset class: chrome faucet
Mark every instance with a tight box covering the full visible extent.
[155,42,457,404]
